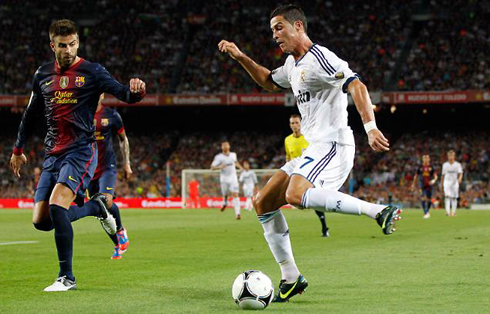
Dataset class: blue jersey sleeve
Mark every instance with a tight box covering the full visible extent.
[95,64,145,104]
[112,111,124,134]
[14,70,44,154]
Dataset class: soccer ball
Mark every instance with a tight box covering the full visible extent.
[232,270,274,310]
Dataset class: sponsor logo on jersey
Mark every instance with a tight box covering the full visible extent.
[335,72,345,79]
[106,187,113,190]
[75,76,85,87]
[68,175,77,182]
[101,118,109,127]
[51,91,77,104]
[295,90,311,105]
[59,76,69,89]
[45,80,53,86]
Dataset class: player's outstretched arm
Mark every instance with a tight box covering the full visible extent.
[96,64,146,103]
[348,79,389,152]
[218,40,279,92]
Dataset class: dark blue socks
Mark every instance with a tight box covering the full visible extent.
[49,204,74,281]
[68,199,101,222]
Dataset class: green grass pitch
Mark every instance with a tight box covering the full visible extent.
[0,208,489,313]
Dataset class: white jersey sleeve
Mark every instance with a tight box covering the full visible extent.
[270,56,294,89]
[239,171,245,183]
[442,163,448,176]
[312,46,359,93]
[252,171,258,184]
[457,162,463,174]
[211,154,221,168]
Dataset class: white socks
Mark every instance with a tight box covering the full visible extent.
[446,197,457,215]
[259,210,300,282]
[245,198,253,211]
[234,197,241,217]
[303,188,385,219]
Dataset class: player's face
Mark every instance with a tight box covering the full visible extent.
[50,34,79,68]
[289,117,301,133]
[243,161,250,170]
[271,16,301,53]
[222,142,230,153]
[448,152,455,162]
[422,155,430,164]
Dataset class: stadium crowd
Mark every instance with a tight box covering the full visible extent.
[1,0,488,95]
[2,129,489,209]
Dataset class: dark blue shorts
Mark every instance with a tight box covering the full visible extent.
[35,142,97,207]
[87,168,117,197]
[422,188,432,199]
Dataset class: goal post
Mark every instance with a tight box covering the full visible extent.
[181,169,278,208]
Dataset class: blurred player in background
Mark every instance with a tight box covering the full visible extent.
[219,4,400,302]
[211,141,243,219]
[441,150,463,216]
[286,114,329,237]
[412,154,438,219]
[9,19,145,291]
[188,178,201,208]
[87,94,131,259]
[239,160,257,211]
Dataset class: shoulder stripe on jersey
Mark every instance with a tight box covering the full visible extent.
[310,46,336,75]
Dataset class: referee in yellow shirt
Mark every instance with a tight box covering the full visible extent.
[285,114,329,237]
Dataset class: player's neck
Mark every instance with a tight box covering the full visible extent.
[293,131,302,138]
[291,36,313,61]
[56,56,81,71]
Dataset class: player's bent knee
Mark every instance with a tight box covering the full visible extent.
[285,191,302,207]
[253,192,268,215]
[33,220,54,231]
[102,193,113,207]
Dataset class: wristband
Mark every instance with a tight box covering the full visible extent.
[363,121,378,134]
[13,147,23,156]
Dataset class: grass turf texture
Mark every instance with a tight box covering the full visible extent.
[0,208,489,313]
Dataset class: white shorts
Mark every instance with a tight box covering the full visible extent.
[444,184,459,198]
[243,184,254,197]
[280,141,355,190]
[221,180,239,196]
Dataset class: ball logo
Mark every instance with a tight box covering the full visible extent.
[75,76,85,88]
[59,76,69,89]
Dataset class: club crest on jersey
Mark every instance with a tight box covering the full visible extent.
[300,70,306,82]
[101,118,109,127]
[75,76,85,88]
[59,76,69,89]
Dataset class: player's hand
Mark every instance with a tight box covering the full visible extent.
[10,153,27,178]
[129,78,146,94]
[368,129,390,152]
[123,163,133,180]
[218,40,244,60]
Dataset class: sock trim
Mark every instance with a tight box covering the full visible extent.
[258,209,280,224]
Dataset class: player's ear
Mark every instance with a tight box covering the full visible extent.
[49,41,55,52]
[294,20,303,32]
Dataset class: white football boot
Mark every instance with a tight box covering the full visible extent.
[44,276,77,292]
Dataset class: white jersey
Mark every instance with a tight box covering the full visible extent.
[212,152,238,182]
[442,161,463,187]
[239,170,258,187]
[271,44,356,146]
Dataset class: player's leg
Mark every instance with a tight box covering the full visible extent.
[444,195,451,216]
[451,197,458,216]
[286,143,400,235]
[231,182,241,219]
[253,169,307,302]
[314,210,329,237]
[220,181,229,211]
[32,162,57,231]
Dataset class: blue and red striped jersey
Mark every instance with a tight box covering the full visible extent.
[93,106,124,178]
[14,58,144,155]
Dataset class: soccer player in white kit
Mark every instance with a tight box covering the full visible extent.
[211,141,243,219]
[441,150,463,216]
[218,4,401,302]
[239,160,258,211]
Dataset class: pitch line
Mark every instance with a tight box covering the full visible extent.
[0,241,39,246]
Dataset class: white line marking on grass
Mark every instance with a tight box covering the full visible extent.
[0,241,38,246]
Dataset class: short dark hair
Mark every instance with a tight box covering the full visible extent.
[49,19,78,41]
[290,114,301,119]
[270,4,307,32]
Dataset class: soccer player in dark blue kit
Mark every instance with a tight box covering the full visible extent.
[89,94,132,259]
[412,154,438,219]
[9,19,146,291]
